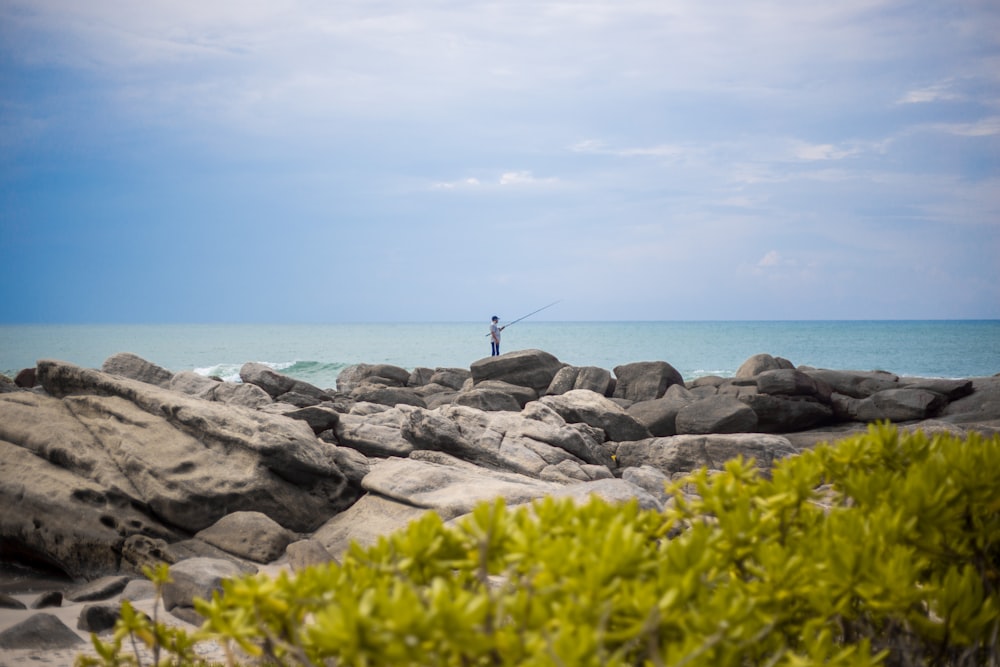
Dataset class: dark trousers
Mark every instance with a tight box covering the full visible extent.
[491,342,500,356]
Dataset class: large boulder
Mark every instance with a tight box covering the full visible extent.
[161,557,245,624]
[612,361,684,402]
[0,360,358,579]
[470,349,565,394]
[739,394,834,433]
[938,377,1000,423]
[616,433,796,478]
[336,363,412,393]
[169,371,273,409]
[349,384,427,408]
[239,362,331,403]
[0,613,85,650]
[734,354,794,379]
[332,408,417,458]
[538,389,651,442]
[102,352,174,388]
[452,388,523,412]
[428,368,472,391]
[832,388,948,422]
[755,369,833,403]
[675,396,759,434]
[194,511,296,564]
[627,384,697,437]
[800,369,899,398]
[545,366,613,397]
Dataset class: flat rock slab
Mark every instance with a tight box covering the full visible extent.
[0,612,85,650]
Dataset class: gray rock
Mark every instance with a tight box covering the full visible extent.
[336,363,411,393]
[616,433,796,477]
[285,539,336,573]
[195,511,296,564]
[621,465,671,504]
[66,575,130,602]
[30,591,62,609]
[898,377,974,401]
[120,534,177,575]
[612,361,684,402]
[119,579,157,602]
[739,394,834,433]
[285,404,341,434]
[627,384,697,437]
[550,477,664,512]
[734,354,794,379]
[833,388,947,422]
[938,377,1000,422]
[0,613,85,650]
[474,380,539,408]
[239,362,330,402]
[161,557,245,621]
[428,368,472,391]
[362,457,562,518]
[801,369,899,399]
[676,396,759,434]
[755,369,832,402]
[470,349,565,394]
[102,352,174,388]
[0,593,26,609]
[333,410,416,458]
[77,603,121,633]
[545,366,613,397]
[539,389,651,442]
[350,384,427,408]
[453,389,522,412]
[314,493,432,558]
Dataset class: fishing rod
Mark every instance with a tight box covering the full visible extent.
[486,300,562,335]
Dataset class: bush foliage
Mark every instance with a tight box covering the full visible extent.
[81,424,999,666]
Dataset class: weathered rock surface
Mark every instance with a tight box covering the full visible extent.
[162,557,245,624]
[0,613,85,649]
[1,348,996,602]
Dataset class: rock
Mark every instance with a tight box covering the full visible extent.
[336,363,411,394]
[161,557,245,623]
[120,579,157,601]
[31,359,355,534]
[0,373,20,393]
[612,361,684,402]
[801,369,899,398]
[102,352,174,388]
[286,539,336,572]
[833,388,948,422]
[621,465,672,505]
[539,389,651,442]
[938,377,1000,422]
[616,433,796,477]
[314,494,432,558]
[734,354,794,379]
[361,457,562,520]
[473,380,539,407]
[898,377,974,401]
[350,384,427,408]
[0,613,85,650]
[0,360,356,579]
[239,362,330,402]
[739,394,834,433]
[194,511,296,564]
[675,396,759,434]
[14,367,36,388]
[285,404,341,434]
[470,349,565,394]
[169,371,273,408]
[755,369,832,402]
[77,603,121,633]
[120,535,177,575]
[402,404,612,477]
[545,366,613,397]
[549,477,664,512]
[627,384,697,437]
[333,409,416,458]
[0,593,27,609]
[428,368,472,391]
[66,575,131,602]
[30,591,63,609]
[453,389,523,412]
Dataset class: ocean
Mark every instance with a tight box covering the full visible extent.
[2,321,999,390]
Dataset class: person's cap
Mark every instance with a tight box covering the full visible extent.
[492,315,499,320]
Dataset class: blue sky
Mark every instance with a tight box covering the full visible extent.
[1,0,998,323]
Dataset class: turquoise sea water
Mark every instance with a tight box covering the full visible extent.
[2,321,998,390]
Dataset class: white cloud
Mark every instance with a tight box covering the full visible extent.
[896,81,962,105]
[431,177,481,190]
[571,139,686,158]
[499,171,558,186]
[791,141,861,161]
[757,250,782,267]
[934,116,1000,137]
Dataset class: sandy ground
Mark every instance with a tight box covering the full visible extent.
[0,564,288,667]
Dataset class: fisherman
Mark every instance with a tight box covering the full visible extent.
[490,316,504,356]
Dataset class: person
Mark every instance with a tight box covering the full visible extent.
[490,315,504,356]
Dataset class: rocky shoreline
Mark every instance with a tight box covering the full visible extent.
[1,349,998,664]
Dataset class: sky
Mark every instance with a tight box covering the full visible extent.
[1,0,998,323]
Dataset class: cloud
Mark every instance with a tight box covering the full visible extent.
[499,171,558,186]
[570,139,687,158]
[757,250,782,267]
[896,80,963,105]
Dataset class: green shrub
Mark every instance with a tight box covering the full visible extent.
[81,424,999,666]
